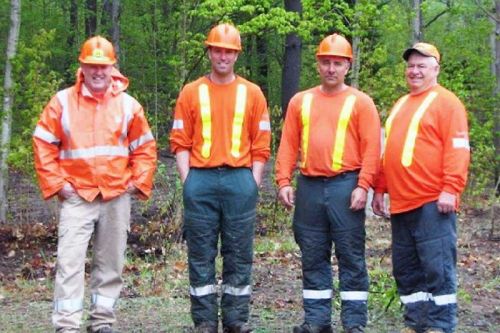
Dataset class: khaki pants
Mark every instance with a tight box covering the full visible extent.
[52,193,131,332]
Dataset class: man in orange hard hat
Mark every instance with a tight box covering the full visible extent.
[372,43,470,333]
[170,23,271,333]
[33,36,157,333]
[276,34,381,333]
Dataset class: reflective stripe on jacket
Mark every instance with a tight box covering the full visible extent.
[33,68,157,201]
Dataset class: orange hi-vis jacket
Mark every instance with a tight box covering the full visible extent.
[374,84,470,213]
[33,68,157,202]
[170,75,271,167]
[275,86,381,189]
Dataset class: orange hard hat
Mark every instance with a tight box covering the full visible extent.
[79,36,117,65]
[316,33,353,60]
[205,23,242,51]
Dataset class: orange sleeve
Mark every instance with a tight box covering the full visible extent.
[249,87,271,163]
[32,95,65,199]
[354,95,381,190]
[275,94,302,188]
[438,96,470,194]
[128,100,157,200]
[374,157,387,193]
[170,85,194,154]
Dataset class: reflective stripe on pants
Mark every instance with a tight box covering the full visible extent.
[182,167,258,327]
[391,202,457,333]
[52,194,130,331]
[293,172,368,328]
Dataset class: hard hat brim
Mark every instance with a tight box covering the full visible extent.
[205,41,241,51]
[79,56,117,65]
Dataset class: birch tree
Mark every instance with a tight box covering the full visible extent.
[0,0,21,222]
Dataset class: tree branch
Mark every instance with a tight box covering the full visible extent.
[474,0,499,23]
[424,9,450,28]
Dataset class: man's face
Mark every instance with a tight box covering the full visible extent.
[405,52,440,93]
[80,63,113,94]
[208,46,239,76]
[316,56,350,91]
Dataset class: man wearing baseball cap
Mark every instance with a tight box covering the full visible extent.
[372,42,470,333]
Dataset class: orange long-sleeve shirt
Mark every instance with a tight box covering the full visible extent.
[374,84,470,213]
[275,86,381,189]
[170,76,271,167]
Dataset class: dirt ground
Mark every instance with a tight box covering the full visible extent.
[0,161,499,332]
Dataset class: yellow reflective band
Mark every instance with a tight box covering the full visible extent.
[231,84,247,158]
[331,95,357,171]
[401,91,438,166]
[385,95,409,140]
[300,93,313,168]
[198,84,211,158]
[383,95,409,165]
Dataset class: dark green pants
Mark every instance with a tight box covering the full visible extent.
[182,167,258,327]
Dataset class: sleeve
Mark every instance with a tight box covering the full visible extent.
[128,100,157,200]
[356,95,382,190]
[32,95,65,199]
[373,157,387,194]
[170,86,194,154]
[249,87,271,163]
[439,96,470,194]
[275,94,301,188]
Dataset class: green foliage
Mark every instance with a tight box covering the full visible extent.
[9,29,63,174]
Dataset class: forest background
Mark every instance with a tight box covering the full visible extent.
[0,1,498,332]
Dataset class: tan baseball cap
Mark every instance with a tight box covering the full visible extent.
[403,42,440,62]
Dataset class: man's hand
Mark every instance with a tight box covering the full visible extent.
[58,182,77,200]
[372,192,389,218]
[437,191,456,214]
[350,187,367,211]
[278,185,295,210]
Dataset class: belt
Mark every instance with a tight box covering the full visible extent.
[300,170,359,181]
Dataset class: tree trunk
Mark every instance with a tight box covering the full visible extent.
[494,0,500,187]
[103,0,121,64]
[281,0,302,115]
[85,0,97,37]
[0,0,21,222]
[411,0,423,43]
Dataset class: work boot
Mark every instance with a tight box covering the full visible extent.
[223,322,252,333]
[194,322,218,333]
[400,328,417,333]
[345,326,364,333]
[293,323,333,333]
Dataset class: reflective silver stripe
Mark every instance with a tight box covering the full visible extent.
[340,291,368,301]
[120,94,135,144]
[33,126,60,144]
[303,289,332,299]
[130,131,154,151]
[452,138,470,149]
[190,284,217,297]
[54,297,83,312]
[59,146,129,159]
[221,284,252,296]
[400,291,430,304]
[259,120,271,131]
[56,89,71,138]
[172,119,184,129]
[432,293,457,305]
[91,293,116,309]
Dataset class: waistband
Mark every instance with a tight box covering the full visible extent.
[191,165,250,171]
[300,170,359,181]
